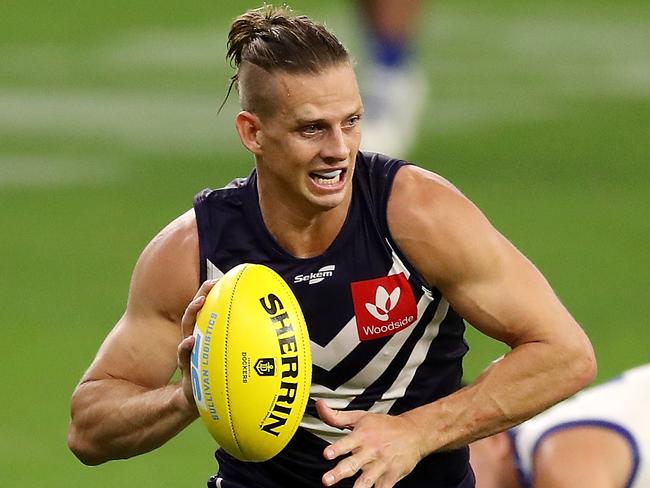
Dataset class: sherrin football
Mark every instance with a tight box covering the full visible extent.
[190,263,312,461]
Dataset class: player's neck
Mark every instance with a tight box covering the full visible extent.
[258,190,352,259]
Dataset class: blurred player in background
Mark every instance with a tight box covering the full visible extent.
[68,5,595,488]
[470,364,650,488]
[358,0,427,156]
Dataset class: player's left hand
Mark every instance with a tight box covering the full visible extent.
[316,399,425,488]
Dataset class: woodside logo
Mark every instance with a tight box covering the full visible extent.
[350,273,418,341]
[365,286,400,321]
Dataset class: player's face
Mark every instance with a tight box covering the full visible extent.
[255,63,363,214]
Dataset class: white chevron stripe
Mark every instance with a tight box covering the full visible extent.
[206,259,224,281]
[310,315,361,370]
[302,298,449,443]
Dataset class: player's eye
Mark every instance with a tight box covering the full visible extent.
[344,115,361,128]
[301,124,320,135]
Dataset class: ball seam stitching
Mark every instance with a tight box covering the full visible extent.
[225,264,248,455]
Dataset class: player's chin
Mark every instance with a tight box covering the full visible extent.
[307,180,350,208]
[303,193,345,212]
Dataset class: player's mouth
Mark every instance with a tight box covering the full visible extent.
[309,169,347,189]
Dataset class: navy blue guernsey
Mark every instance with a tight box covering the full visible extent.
[193,152,474,487]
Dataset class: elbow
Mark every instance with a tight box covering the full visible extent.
[579,348,598,388]
[67,425,105,466]
[567,334,598,393]
[68,382,110,465]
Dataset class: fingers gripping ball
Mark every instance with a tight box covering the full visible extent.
[190,264,312,461]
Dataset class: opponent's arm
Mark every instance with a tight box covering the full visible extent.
[67,210,210,465]
[320,165,596,487]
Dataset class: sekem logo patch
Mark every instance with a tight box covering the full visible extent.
[350,273,417,341]
[293,264,336,285]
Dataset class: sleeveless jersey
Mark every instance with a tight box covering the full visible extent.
[193,152,474,487]
[510,364,650,488]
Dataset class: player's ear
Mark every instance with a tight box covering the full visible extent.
[235,111,262,155]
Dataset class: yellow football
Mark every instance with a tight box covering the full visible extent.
[190,263,312,462]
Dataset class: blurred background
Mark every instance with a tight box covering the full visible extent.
[1,0,648,485]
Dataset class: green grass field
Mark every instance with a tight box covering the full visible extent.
[1,0,648,485]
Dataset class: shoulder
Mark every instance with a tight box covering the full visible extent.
[134,209,198,281]
[139,209,198,264]
[389,164,481,224]
[127,209,199,324]
[387,164,503,288]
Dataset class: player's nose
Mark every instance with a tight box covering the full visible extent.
[320,127,349,162]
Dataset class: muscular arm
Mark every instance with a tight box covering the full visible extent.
[318,165,596,487]
[391,165,596,450]
[67,210,206,465]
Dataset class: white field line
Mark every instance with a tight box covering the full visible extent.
[100,27,229,69]
[0,156,125,188]
[429,11,650,94]
[0,89,241,150]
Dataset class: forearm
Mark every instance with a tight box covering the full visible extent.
[68,378,198,465]
[401,340,596,454]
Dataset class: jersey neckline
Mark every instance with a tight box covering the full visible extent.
[242,169,359,263]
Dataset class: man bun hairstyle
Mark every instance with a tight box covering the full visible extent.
[224,4,350,115]
[228,4,349,77]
